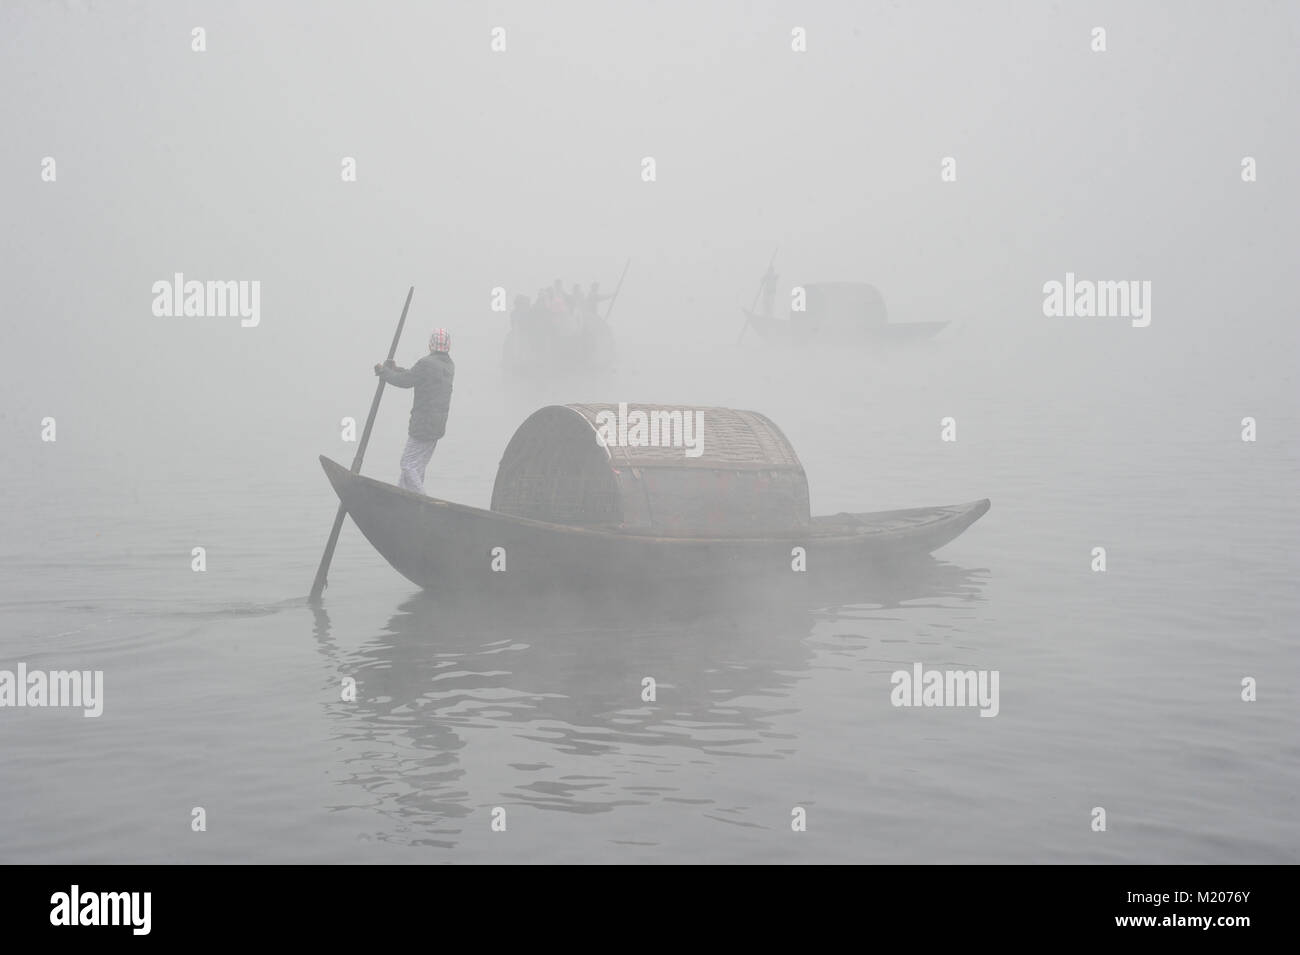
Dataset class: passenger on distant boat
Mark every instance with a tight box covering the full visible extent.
[588,281,611,314]
[510,294,530,332]
[549,279,568,312]
[374,328,455,494]
[528,288,555,336]
[527,280,591,337]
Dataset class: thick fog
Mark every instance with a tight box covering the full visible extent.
[4,1,1296,481]
[2,1,1298,869]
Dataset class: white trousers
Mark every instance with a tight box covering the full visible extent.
[398,437,438,494]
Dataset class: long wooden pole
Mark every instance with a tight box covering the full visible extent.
[308,285,415,602]
[602,258,631,322]
[736,247,778,345]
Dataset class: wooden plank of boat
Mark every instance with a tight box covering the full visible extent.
[320,455,989,594]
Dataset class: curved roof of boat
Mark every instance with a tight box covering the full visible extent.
[799,282,887,321]
[491,404,810,534]
[559,402,803,470]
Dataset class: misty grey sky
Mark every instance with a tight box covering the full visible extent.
[2,0,1297,475]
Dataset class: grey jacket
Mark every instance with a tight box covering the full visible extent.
[380,352,454,441]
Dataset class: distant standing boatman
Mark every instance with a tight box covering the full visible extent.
[373,328,455,494]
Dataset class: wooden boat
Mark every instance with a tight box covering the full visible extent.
[744,311,949,345]
[744,281,948,345]
[320,403,988,596]
[502,316,615,376]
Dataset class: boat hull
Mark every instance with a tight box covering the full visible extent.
[744,311,948,345]
[320,457,989,597]
[502,321,615,375]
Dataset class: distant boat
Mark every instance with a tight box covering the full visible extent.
[502,315,615,376]
[320,404,989,597]
[743,281,947,345]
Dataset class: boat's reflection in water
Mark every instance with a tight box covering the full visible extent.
[312,558,987,846]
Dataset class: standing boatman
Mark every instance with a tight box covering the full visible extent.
[373,328,455,494]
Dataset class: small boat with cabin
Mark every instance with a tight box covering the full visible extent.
[320,403,989,598]
[742,281,947,345]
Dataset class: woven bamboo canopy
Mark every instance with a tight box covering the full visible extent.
[490,404,811,536]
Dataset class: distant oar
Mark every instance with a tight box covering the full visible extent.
[308,285,415,603]
[602,258,631,322]
[736,246,778,345]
